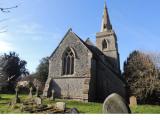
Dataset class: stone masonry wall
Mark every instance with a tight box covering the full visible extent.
[43,31,94,101]
[96,59,126,102]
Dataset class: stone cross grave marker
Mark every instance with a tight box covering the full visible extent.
[35,86,39,97]
[15,87,20,103]
[50,89,55,101]
[29,87,33,98]
[102,93,131,114]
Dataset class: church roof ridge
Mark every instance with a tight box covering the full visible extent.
[49,28,73,59]
[85,38,94,46]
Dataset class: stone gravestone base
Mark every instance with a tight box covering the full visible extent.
[102,93,131,114]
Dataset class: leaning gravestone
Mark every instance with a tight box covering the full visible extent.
[69,108,79,114]
[102,93,131,114]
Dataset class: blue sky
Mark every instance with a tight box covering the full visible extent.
[0,0,160,73]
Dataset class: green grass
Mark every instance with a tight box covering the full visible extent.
[130,105,160,114]
[0,94,160,114]
[0,94,28,114]
[43,99,102,113]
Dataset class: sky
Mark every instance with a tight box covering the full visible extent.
[0,0,160,73]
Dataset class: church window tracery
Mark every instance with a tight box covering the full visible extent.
[63,48,74,75]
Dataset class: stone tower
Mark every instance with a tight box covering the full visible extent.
[96,2,120,74]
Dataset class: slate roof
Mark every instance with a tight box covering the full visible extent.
[72,31,123,80]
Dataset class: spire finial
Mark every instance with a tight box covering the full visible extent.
[101,0,112,32]
[104,0,107,8]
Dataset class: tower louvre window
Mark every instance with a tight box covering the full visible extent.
[102,39,108,50]
[63,47,74,75]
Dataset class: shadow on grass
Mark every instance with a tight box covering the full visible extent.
[0,97,11,101]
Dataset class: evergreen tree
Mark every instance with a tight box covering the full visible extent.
[123,50,158,103]
[0,52,29,92]
[35,57,49,84]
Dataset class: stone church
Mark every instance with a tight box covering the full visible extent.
[43,2,126,102]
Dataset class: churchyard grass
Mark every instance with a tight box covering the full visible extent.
[0,94,160,113]
[43,99,103,113]
[130,105,160,114]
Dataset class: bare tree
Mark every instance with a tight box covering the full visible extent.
[146,52,160,69]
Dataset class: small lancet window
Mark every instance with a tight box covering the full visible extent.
[63,48,74,75]
[102,39,108,50]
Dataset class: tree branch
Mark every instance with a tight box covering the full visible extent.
[0,5,18,13]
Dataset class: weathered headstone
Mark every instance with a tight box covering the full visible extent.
[34,97,42,105]
[28,87,33,98]
[55,102,66,111]
[69,108,79,114]
[50,89,55,101]
[129,96,137,107]
[35,86,39,97]
[102,93,131,114]
[15,87,20,103]
[11,87,20,105]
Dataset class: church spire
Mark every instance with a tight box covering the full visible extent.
[101,1,112,32]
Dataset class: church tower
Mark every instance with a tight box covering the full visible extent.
[96,2,120,74]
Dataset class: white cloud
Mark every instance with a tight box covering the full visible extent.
[0,40,13,52]
[0,32,14,53]
[15,23,42,35]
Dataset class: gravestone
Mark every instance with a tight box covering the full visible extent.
[69,108,79,114]
[15,87,20,103]
[28,87,33,98]
[50,89,55,101]
[129,96,137,107]
[35,86,39,97]
[34,97,42,105]
[55,102,66,111]
[102,93,131,114]
[12,87,20,104]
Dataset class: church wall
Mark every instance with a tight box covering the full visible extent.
[96,60,126,102]
[44,32,95,101]
[49,32,92,78]
[51,78,85,100]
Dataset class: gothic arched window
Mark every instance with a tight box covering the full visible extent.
[102,39,108,50]
[63,48,74,75]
